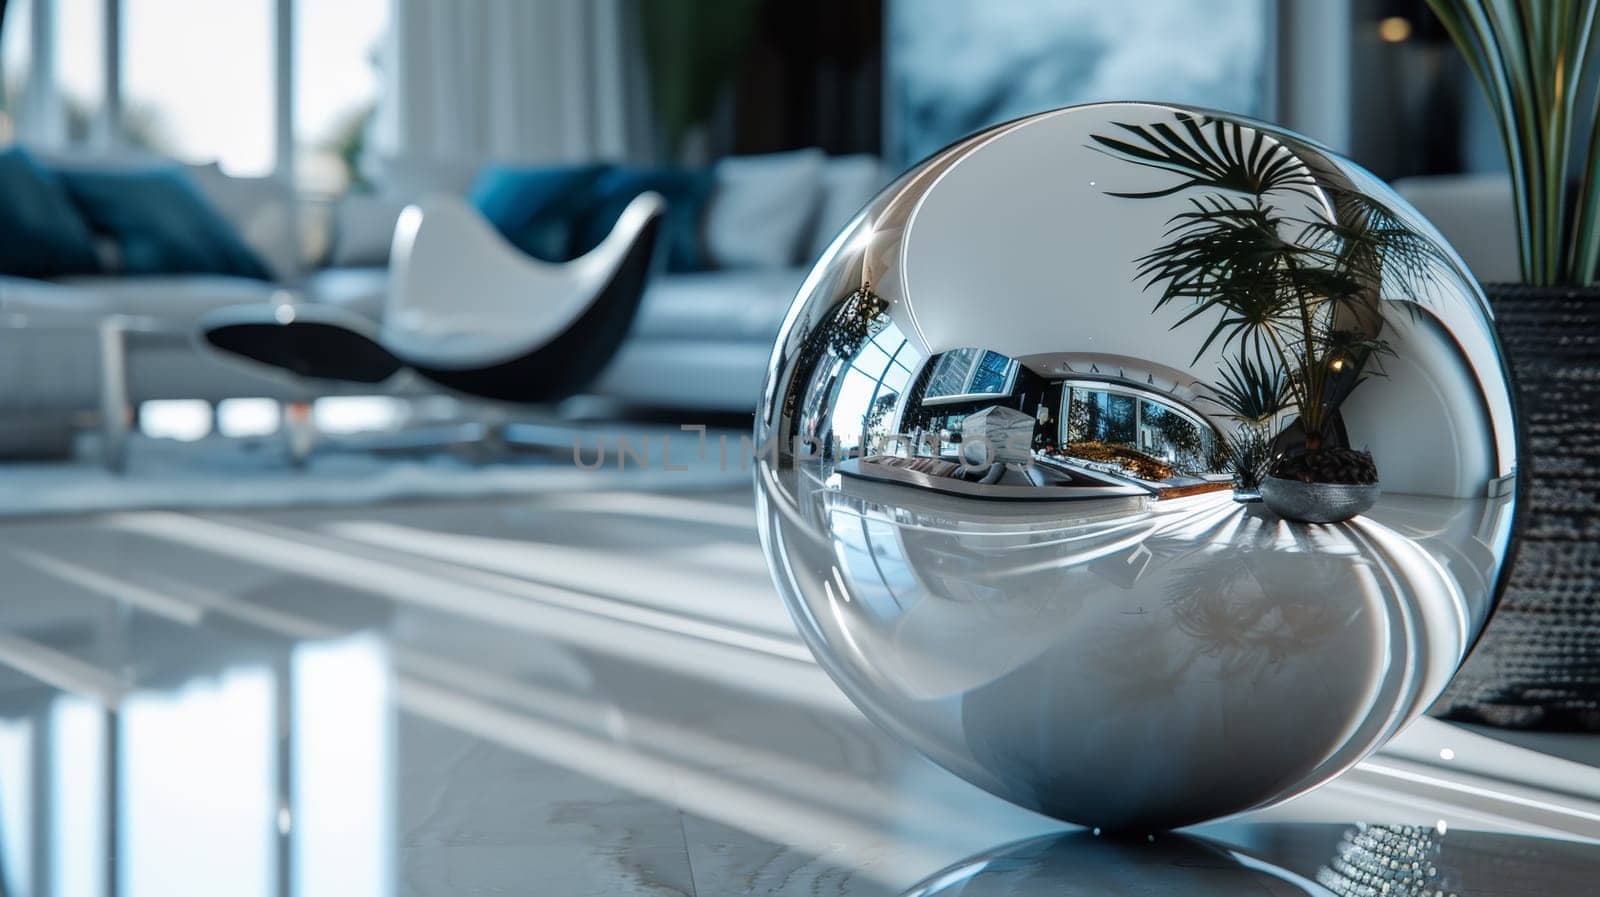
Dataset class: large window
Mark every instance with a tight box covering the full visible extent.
[922,348,1018,404]
[0,0,31,140]
[1066,387,1136,445]
[56,0,103,143]
[123,0,275,174]
[2,0,105,146]
[3,0,388,185]
[295,0,387,192]
[1063,381,1217,474]
[827,322,917,456]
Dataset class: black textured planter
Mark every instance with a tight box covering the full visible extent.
[1435,285,1600,729]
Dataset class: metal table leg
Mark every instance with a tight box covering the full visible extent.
[98,319,131,473]
[283,400,315,467]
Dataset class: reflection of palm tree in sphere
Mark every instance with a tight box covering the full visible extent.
[1080,533,1363,707]
[1163,546,1357,682]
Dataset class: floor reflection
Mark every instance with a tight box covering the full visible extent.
[900,822,1596,896]
[0,490,1063,895]
[0,633,390,897]
[0,487,1578,896]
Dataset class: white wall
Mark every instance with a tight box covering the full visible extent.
[1339,309,1495,499]
[896,103,1248,377]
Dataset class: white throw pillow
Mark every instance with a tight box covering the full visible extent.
[806,154,889,264]
[705,149,825,269]
[328,194,410,268]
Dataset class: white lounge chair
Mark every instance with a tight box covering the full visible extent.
[201,191,665,404]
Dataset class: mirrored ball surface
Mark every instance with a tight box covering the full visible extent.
[753,102,1517,830]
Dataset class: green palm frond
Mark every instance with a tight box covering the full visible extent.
[1132,197,1301,362]
[1091,111,1438,449]
[1296,191,1448,305]
[1088,113,1319,200]
[1428,0,1600,285]
[1204,351,1291,425]
[1318,326,1393,375]
[1312,325,1394,414]
[1224,423,1274,491]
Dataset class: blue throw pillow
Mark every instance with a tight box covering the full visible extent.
[0,147,102,278]
[571,167,712,273]
[468,163,611,261]
[57,166,273,280]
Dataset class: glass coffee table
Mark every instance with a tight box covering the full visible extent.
[0,309,202,472]
[95,313,201,471]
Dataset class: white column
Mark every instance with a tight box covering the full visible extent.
[588,0,629,161]
[273,0,302,285]
[1274,0,1352,152]
[274,0,294,180]
[368,0,404,168]
[22,0,63,145]
[98,0,121,150]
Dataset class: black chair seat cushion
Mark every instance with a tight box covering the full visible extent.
[204,320,403,383]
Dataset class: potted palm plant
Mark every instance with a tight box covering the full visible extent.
[1205,352,1289,500]
[1092,114,1442,522]
[1424,2,1600,728]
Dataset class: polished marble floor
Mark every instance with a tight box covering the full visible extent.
[0,482,1596,895]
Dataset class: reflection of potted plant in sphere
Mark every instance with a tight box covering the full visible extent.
[1204,352,1288,500]
[1093,114,1444,522]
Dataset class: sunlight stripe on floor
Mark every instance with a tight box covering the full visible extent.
[102,512,851,715]
[529,491,757,530]
[0,634,126,708]
[322,520,793,637]
[397,678,975,887]
[10,548,205,625]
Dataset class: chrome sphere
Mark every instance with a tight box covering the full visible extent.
[754,102,1517,830]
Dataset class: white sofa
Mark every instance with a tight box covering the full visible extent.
[1391,173,1518,284]
[0,150,889,455]
[591,266,809,410]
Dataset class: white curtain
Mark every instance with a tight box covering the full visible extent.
[372,0,649,186]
